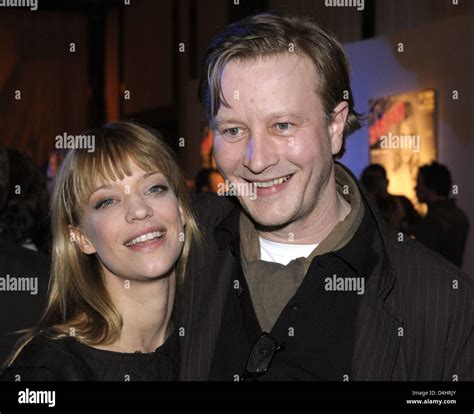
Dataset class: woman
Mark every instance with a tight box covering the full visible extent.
[1,121,200,381]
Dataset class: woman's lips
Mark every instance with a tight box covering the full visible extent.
[127,234,166,253]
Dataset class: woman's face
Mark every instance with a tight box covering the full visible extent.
[72,161,185,282]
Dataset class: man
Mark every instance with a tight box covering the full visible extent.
[360,164,419,233]
[414,162,469,268]
[177,13,473,381]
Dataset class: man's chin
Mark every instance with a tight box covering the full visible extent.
[241,203,295,230]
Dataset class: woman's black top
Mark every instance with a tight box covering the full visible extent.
[0,330,178,381]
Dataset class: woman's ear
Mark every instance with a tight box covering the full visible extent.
[68,225,97,255]
[178,203,186,227]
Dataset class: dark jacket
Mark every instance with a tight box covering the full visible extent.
[0,330,178,381]
[177,164,474,381]
[0,240,50,364]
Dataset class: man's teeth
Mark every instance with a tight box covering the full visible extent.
[253,175,291,188]
[125,231,164,247]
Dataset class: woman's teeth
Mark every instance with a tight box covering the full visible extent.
[125,231,164,247]
[253,175,291,188]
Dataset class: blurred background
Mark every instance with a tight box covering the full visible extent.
[0,0,472,274]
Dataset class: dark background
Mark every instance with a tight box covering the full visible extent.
[0,0,472,274]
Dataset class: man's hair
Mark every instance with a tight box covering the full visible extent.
[198,12,362,158]
[419,161,452,198]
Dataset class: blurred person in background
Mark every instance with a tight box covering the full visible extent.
[360,164,419,234]
[195,168,225,193]
[0,149,50,253]
[415,161,469,268]
[0,145,50,364]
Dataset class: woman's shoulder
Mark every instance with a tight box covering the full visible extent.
[0,332,91,381]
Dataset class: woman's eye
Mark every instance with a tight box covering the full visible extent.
[148,184,169,194]
[95,198,115,209]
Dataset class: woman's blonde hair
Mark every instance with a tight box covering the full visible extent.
[4,121,200,366]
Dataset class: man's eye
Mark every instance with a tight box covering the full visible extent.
[224,127,242,137]
[148,184,169,194]
[276,122,291,131]
[95,199,115,209]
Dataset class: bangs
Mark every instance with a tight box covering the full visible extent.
[67,131,168,212]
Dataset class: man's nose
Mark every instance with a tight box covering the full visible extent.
[243,131,278,174]
[125,194,153,222]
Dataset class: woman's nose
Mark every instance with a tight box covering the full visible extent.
[125,195,153,222]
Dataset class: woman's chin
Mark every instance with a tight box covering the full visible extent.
[133,262,176,281]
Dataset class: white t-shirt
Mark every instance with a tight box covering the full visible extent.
[259,236,318,266]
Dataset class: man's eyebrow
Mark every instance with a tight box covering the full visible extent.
[267,112,306,120]
[213,113,306,127]
[90,171,162,195]
[212,118,242,127]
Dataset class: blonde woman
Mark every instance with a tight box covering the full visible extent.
[1,122,199,381]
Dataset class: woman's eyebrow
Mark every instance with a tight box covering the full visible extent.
[90,183,113,195]
[141,171,162,180]
[90,171,163,195]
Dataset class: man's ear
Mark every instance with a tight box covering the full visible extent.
[68,225,96,255]
[328,101,349,155]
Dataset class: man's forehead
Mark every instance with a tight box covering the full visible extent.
[215,55,320,123]
[218,54,319,106]
[221,52,317,81]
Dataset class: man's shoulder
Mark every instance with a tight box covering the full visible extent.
[191,192,238,229]
[385,228,473,290]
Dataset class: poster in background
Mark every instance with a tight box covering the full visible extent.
[368,89,437,212]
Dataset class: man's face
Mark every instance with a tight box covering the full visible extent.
[213,53,346,228]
